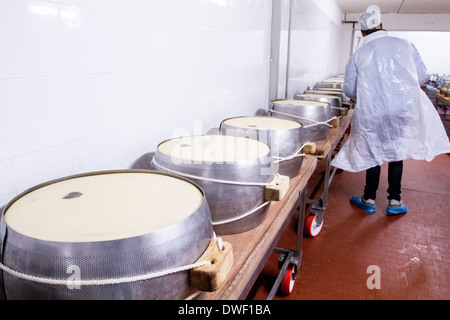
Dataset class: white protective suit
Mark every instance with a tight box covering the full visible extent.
[331,30,450,172]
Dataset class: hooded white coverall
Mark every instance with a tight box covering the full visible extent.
[331,30,450,173]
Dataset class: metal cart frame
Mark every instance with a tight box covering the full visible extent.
[268,187,307,299]
[305,111,352,237]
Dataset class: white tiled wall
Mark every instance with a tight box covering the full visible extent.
[274,0,350,99]
[284,0,350,98]
[0,0,346,208]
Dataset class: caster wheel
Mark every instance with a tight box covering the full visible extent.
[305,214,323,237]
[280,265,296,294]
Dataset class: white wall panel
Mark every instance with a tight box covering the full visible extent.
[10,145,73,203]
[0,0,273,207]
[283,0,345,99]
[0,0,344,208]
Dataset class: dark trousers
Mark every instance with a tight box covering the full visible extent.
[363,161,403,201]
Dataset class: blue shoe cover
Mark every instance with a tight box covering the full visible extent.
[350,196,376,214]
[386,203,407,216]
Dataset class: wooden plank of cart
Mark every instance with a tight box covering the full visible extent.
[303,109,353,237]
[203,154,317,300]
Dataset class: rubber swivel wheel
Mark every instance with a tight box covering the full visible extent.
[280,265,296,294]
[304,214,323,237]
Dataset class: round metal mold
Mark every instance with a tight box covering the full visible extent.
[0,170,213,300]
[219,116,304,178]
[304,89,347,103]
[152,135,275,235]
[294,93,342,117]
[325,78,345,82]
[313,81,344,89]
[270,100,332,142]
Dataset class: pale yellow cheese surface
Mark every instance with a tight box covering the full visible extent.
[274,100,328,107]
[296,94,339,99]
[158,135,270,163]
[4,173,204,242]
[223,116,301,130]
[309,89,343,93]
[324,78,344,82]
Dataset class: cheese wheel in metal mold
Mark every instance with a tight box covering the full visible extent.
[325,78,344,83]
[0,170,213,300]
[313,81,344,89]
[304,89,347,103]
[294,93,342,117]
[220,116,304,178]
[153,135,275,235]
[271,99,332,142]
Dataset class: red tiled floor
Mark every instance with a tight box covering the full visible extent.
[248,153,450,300]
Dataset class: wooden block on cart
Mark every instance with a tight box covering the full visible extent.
[302,142,316,155]
[330,116,340,128]
[264,174,290,201]
[190,240,233,292]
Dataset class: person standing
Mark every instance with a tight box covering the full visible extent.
[331,5,450,215]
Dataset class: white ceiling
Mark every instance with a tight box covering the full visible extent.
[335,0,450,14]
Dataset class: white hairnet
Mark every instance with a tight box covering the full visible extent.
[359,5,381,30]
